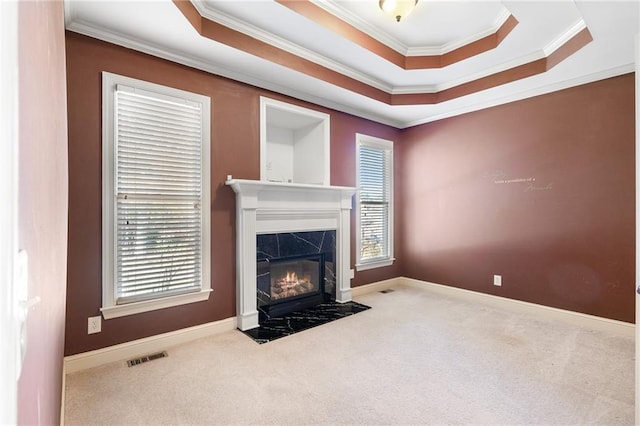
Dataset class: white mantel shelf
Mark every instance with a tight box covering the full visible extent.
[226,178,356,331]
[226,178,355,196]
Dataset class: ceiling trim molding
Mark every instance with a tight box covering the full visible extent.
[65,14,628,130]
[174,0,593,106]
[405,63,635,127]
[314,0,514,57]
[544,19,587,56]
[191,0,392,92]
[310,0,408,54]
[408,9,512,56]
[390,27,593,105]
[405,15,518,70]
[276,0,519,70]
[64,20,406,128]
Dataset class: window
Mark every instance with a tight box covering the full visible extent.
[101,72,211,319]
[355,134,394,271]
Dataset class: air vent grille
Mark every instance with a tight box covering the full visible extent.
[127,351,168,367]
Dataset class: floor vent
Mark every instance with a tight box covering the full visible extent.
[127,351,168,367]
[379,289,395,294]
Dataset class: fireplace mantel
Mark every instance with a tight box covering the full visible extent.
[226,178,356,330]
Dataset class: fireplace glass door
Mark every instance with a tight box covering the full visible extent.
[270,256,321,302]
[257,253,325,318]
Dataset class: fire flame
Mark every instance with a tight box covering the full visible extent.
[285,271,298,283]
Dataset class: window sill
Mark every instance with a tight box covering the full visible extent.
[355,257,395,272]
[101,288,212,320]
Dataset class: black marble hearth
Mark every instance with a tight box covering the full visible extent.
[242,301,371,344]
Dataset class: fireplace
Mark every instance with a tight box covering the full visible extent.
[226,178,355,331]
[257,230,335,320]
[257,253,325,318]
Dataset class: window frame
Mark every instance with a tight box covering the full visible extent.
[101,72,211,320]
[355,133,395,271]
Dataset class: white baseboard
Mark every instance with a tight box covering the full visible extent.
[400,277,634,337]
[60,361,66,426]
[64,277,634,375]
[353,276,633,337]
[351,277,403,297]
[64,317,237,374]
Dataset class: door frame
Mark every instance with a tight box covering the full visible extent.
[635,31,639,425]
[0,1,20,423]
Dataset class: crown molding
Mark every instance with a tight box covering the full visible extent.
[404,63,635,127]
[64,21,404,128]
[313,0,512,57]
[63,0,78,26]
[544,19,587,56]
[407,8,512,56]
[390,16,586,96]
[311,0,407,54]
[192,0,392,92]
[65,16,633,129]
[390,49,544,95]
[65,2,607,128]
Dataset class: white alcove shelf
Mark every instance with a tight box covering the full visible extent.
[260,96,330,186]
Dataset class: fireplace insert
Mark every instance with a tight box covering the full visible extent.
[257,253,325,319]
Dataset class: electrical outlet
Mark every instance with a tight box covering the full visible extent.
[88,316,102,334]
[493,275,502,287]
[349,269,355,279]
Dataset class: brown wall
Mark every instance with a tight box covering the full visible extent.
[18,0,69,424]
[66,30,635,356]
[65,32,402,356]
[399,74,635,322]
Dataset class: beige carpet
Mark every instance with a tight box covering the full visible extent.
[64,283,634,425]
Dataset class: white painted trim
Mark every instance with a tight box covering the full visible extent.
[543,19,587,56]
[194,0,571,94]
[101,72,212,319]
[351,277,403,297]
[353,277,633,336]
[101,289,212,320]
[407,9,512,57]
[192,0,390,93]
[65,18,633,131]
[314,0,511,57]
[440,51,542,92]
[64,22,404,129]
[311,0,406,55]
[226,179,355,329]
[405,64,636,127]
[355,258,395,272]
[259,96,331,186]
[400,278,634,337]
[60,362,66,426]
[0,1,19,423]
[63,317,237,374]
[633,30,639,426]
[355,134,394,270]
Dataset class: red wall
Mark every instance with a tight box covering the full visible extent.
[18,0,69,424]
[399,74,635,322]
[65,32,402,356]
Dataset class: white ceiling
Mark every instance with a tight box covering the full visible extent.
[65,0,638,128]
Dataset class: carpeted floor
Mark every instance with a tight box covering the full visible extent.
[64,283,634,425]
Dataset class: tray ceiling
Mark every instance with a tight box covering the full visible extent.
[65,0,638,128]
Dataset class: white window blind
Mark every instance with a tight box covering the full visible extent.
[115,87,203,303]
[357,135,393,268]
[102,72,211,318]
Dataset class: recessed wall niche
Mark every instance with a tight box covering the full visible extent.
[260,97,330,186]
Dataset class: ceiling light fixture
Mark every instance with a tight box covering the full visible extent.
[379,0,418,22]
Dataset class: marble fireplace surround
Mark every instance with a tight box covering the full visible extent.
[226,178,356,331]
